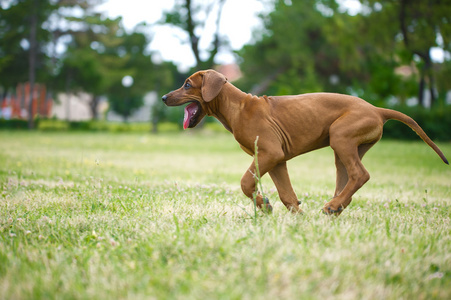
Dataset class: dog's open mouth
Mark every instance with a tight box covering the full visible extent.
[183,102,201,129]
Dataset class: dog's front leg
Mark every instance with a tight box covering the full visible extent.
[241,166,272,213]
[240,152,282,213]
[269,162,303,214]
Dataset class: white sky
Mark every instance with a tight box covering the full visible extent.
[96,0,444,71]
[96,0,267,71]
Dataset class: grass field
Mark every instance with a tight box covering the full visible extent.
[1,130,450,299]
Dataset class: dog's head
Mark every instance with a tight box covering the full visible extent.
[162,69,227,129]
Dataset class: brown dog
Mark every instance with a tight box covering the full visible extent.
[162,69,448,215]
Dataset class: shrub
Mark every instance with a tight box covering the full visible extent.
[1,105,450,142]
[0,118,36,129]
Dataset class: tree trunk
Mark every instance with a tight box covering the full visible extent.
[205,0,226,69]
[184,0,201,69]
[183,0,225,70]
[429,84,436,107]
[399,1,437,108]
[152,119,159,134]
[65,72,71,121]
[425,55,436,107]
[418,52,436,108]
[418,72,425,107]
[90,95,100,120]
[28,0,38,129]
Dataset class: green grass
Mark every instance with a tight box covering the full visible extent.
[1,131,450,299]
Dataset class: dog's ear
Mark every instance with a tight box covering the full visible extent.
[201,70,227,102]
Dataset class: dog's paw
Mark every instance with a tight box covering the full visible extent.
[262,197,273,213]
[265,204,273,213]
[322,205,343,216]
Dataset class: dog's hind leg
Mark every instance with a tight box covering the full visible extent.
[323,115,381,215]
[269,162,303,214]
[323,145,369,214]
[334,151,348,198]
[331,143,376,215]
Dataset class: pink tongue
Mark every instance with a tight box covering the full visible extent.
[183,103,198,130]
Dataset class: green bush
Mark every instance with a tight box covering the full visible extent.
[0,118,38,129]
[37,119,68,130]
[34,119,179,133]
[68,121,92,131]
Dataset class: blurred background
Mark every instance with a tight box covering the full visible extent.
[0,0,450,139]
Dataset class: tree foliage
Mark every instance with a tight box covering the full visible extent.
[53,10,157,121]
[0,0,180,123]
[361,0,451,106]
[1,0,450,131]
[237,0,451,108]
[238,0,341,95]
[0,0,53,93]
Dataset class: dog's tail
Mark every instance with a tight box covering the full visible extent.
[379,108,448,165]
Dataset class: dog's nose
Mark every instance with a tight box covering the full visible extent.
[162,95,168,103]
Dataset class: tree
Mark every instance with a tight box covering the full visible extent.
[0,0,108,123]
[238,0,451,109]
[103,23,157,122]
[358,0,451,107]
[0,0,54,128]
[322,1,408,104]
[27,0,38,129]
[55,12,157,122]
[0,0,53,92]
[161,0,227,70]
[56,15,128,120]
[237,0,341,96]
[398,0,451,106]
[150,61,184,132]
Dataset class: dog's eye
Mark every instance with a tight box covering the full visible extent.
[184,82,191,89]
